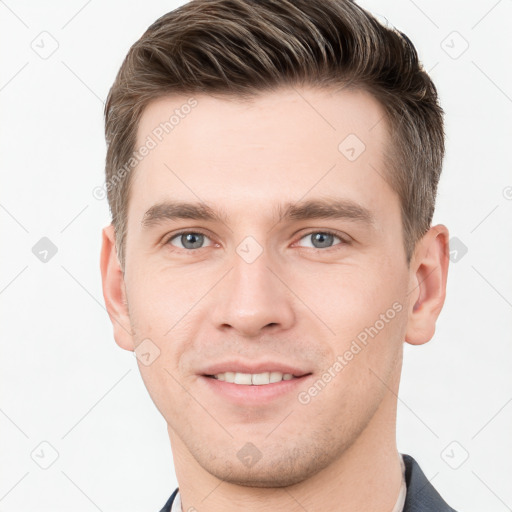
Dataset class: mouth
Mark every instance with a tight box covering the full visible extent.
[198,359,313,405]
[204,371,306,385]
[199,363,313,405]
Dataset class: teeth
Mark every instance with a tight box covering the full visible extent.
[234,372,252,385]
[269,371,283,383]
[212,371,297,385]
[252,372,270,385]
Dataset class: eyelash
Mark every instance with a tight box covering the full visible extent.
[163,229,350,253]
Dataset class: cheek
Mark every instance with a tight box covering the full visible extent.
[127,276,196,414]
[305,264,407,393]
[126,267,199,333]
[293,261,406,332]
[126,268,207,392]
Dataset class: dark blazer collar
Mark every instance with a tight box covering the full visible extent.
[159,487,178,512]
[159,453,458,512]
[402,453,457,511]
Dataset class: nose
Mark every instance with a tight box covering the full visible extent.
[211,246,296,338]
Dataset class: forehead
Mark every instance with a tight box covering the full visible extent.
[136,86,387,161]
[129,87,397,228]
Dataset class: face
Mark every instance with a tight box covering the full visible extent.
[110,87,418,486]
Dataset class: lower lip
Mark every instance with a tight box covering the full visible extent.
[200,375,312,405]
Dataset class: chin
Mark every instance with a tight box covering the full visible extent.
[200,446,338,489]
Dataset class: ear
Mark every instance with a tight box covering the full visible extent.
[405,224,450,346]
[100,224,134,351]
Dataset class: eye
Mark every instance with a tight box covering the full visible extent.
[166,231,214,250]
[296,230,347,250]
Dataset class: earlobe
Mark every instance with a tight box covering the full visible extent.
[100,225,134,351]
[405,224,450,346]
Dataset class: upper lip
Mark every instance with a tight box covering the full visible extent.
[200,360,312,377]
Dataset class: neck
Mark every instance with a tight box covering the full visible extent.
[169,387,403,512]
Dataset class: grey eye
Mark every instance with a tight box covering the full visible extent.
[298,232,342,249]
[169,232,212,250]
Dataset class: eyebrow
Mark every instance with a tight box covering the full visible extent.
[141,198,375,229]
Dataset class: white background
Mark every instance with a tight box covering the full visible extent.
[1,0,511,510]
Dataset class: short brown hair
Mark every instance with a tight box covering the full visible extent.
[104,0,444,269]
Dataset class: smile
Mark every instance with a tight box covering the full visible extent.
[207,371,299,385]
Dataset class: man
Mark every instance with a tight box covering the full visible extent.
[100,0,456,510]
